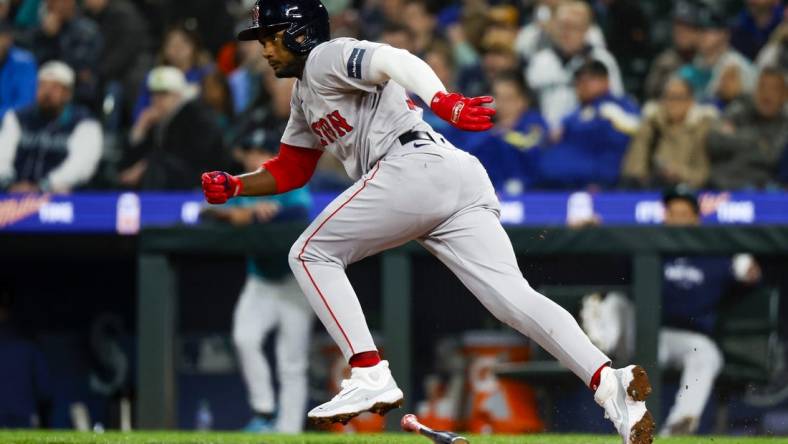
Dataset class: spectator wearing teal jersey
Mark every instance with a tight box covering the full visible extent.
[201,129,313,434]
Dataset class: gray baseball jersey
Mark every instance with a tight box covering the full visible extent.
[281,38,432,180]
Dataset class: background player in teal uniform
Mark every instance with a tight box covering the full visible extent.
[201,129,313,433]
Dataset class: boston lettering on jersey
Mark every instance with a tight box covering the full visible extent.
[311,110,354,146]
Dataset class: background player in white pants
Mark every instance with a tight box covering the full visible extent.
[202,131,314,433]
[581,186,761,436]
[202,1,654,442]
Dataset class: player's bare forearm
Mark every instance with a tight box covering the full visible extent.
[237,168,279,196]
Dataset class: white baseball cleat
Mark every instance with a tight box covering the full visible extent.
[594,365,655,444]
[308,360,404,425]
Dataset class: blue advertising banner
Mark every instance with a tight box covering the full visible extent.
[0,191,786,234]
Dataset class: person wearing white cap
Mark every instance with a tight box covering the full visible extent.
[0,60,102,192]
[118,66,229,189]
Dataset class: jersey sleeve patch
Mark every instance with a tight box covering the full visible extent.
[347,48,366,79]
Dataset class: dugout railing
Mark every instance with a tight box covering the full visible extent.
[136,224,788,430]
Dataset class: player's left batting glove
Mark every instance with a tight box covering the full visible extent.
[430,91,496,132]
[201,171,243,204]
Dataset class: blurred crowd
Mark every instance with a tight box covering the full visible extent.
[0,0,787,194]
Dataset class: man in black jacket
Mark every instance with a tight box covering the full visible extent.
[119,66,229,190]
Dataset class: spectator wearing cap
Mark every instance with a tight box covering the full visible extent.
[119,66,229,190]
[731,0,784,61]
[622,76,718,188]
[679,4,756,105]
[526,0,624,130]
[31,0,103,109]
[533,60,639,189]
[706,67,788,190]
[464,71,548,195]
[0,61,102,192]
[132,25,213,123]
[0,19,36,118]
[644,1,702,99]
[200,130,313,433]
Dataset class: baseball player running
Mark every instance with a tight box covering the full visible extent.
[202,1,654,442]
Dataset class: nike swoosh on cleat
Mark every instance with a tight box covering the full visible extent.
[338,387,359,399]
[413,143,431,148]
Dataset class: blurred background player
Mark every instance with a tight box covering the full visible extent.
[581,185,762,436]
[201,129,313,433]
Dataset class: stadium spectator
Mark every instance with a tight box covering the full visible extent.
[31,0,103,108]
[358,0,405,41]
[526,0,624,129]
[132,24,212,122]
[458,40,519,99]
[731,0,784,61]
[158,1,234,56]
[7,0,41,29]
[119,66,228,190]
[644,1,701,99]
[380,22,415,53]
[533,60,638,189]
[201,129,313,434]
[679,4,756,105]
[756,19,788,69]
[622,76,718,188]
[706,67,788,190]
[0,19,37,118]
[418,41,466,145]
[0,289,52,428]
[226,68,293,151]
[515,0,606,62]
[590,0,650,95]
[83,0,151,123]
[581,186,761,436]
[401,0,436,56]
[228,40,267,115]
[200,71,234,130]
[464,71,547,195]
[0,61,102,193]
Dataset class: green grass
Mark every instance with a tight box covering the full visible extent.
[0,432,786,444]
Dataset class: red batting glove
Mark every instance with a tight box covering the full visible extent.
[430,91,496,132]
[201,171,243,204]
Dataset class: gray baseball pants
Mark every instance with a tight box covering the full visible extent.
[288,138,609,385]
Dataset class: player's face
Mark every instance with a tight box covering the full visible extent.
[664,200,700,226]
[259,30,302,78]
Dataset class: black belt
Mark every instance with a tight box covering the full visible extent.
[398,130,436,146]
